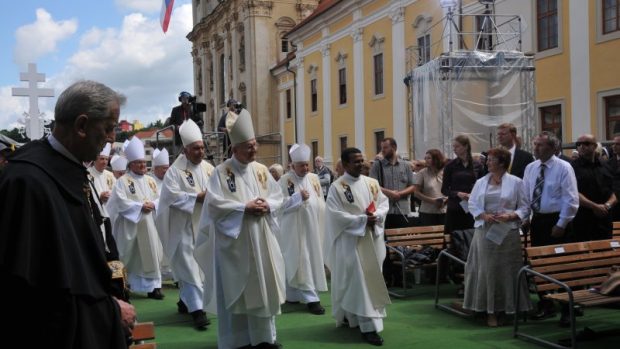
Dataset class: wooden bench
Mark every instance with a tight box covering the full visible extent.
[385,225,447,297]
[514,239,620,348]
[612,221,620,240]
[130,322,156,349]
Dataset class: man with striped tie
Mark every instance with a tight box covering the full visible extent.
[523,131,579,321]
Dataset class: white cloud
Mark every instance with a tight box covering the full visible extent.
[2,4,196,130]
[116,0,162,13]
[13,8,78,65]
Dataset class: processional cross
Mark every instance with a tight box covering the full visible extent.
[11,63,54,140]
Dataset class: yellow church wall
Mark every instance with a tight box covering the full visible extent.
[303,51,323,144]
[329,13,352,34]
[303,31,323,49]
[404,2,443,50]
[362,0,388,18]
[363,18,393,160]
[328,36,355,158]
[588,1,620,137]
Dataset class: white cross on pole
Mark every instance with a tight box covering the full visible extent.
[11,63,54,140]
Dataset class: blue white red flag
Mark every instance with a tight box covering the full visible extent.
[160,0,175,33]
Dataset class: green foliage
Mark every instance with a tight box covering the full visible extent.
[0,128,29,143]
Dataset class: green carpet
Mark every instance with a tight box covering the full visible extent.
[132,281,619,348]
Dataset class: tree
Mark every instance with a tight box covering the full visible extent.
[0,128,29,143]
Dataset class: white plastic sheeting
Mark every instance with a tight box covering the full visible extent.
[411,51,536,160]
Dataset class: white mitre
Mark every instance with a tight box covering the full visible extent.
[152,148,169,167]
[179,119,203,147]
[289,143,311,163]
[110,155,128,171]
[125,136,145,162]
[226,109,255,145]
[100,143,111,157]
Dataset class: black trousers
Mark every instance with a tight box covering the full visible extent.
[530,212,572,247]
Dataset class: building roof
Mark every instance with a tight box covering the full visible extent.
[286,0,342,38]
[133,129,173,142]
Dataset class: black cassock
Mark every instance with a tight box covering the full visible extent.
[0,139,127,348]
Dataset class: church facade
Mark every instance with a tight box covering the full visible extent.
[187,0,319,164]
[189,0,620,167]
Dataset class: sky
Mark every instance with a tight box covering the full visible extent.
[1,0,195,131]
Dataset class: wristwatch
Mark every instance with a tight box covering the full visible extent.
[604,203,612,210]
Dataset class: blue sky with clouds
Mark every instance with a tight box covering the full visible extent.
[1,0,194,130]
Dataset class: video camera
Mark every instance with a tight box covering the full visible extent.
[179,91,207,126]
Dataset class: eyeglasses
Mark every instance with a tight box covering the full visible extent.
[575,141,595,147]
[614,143,620,146]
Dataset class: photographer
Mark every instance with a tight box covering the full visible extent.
[167,91,204,146]
[216,98,241,159]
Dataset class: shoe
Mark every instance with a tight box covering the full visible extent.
[285,300,300,304]
[177,299,188,314]
[191,310,210,330]
[253,342,282,349]
[307,302,325,315]
[361,331,384,346]
[147,288,165,300]
[487,314,498,327]
[530,307,557,320]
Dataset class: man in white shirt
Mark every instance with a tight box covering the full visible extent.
[277,143,327,315]
[200,109,285,349]
[325,147,391,346]
[156,119,213,330]
[523,131,579,321]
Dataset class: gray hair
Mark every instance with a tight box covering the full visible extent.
[54,80,126,125]
[538,131,560,150]
[269,163,284,176]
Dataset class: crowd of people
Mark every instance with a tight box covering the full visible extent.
[1,80,619,348]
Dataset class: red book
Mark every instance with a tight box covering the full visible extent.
[366,201,376,214]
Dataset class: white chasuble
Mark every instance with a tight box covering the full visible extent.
[276,172,327,292]
[108,172,161,278]
[156,154,213,288]
[325,173,391,318]
[201,157,285,317]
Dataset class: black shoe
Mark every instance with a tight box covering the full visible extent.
[530,307,557,320]
[307,302,325,315]
[191,310,210,330]
[177,299,188,314]
[361,331,383,346]
[147,288,165,300]
[253,342,282,349]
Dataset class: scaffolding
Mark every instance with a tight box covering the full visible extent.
[406,2,536,159]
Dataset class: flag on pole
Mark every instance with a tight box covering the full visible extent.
[160,0,175,33]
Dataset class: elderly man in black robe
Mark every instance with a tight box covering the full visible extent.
[0,80,136,348]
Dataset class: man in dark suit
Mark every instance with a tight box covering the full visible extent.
[497,122,534,179]
[167,91,204,147]
[608,135,620,221]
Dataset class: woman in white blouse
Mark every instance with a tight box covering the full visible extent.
[464,148,532,326]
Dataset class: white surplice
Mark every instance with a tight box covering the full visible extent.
[198,156,285,348]
[107,171,161,293]
[324,173,391,332]
[88,167,115,215]
[156,154,213,312]
[276,172,327,299]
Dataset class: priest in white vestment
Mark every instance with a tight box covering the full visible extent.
[150,148,170,196]
[111,154,128,179]
[156,119,213,329]
[88,142,115,210]
[276,143,327,315]
[199,109,285,349]
[325,147,391,346]
[107,136,163,300]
